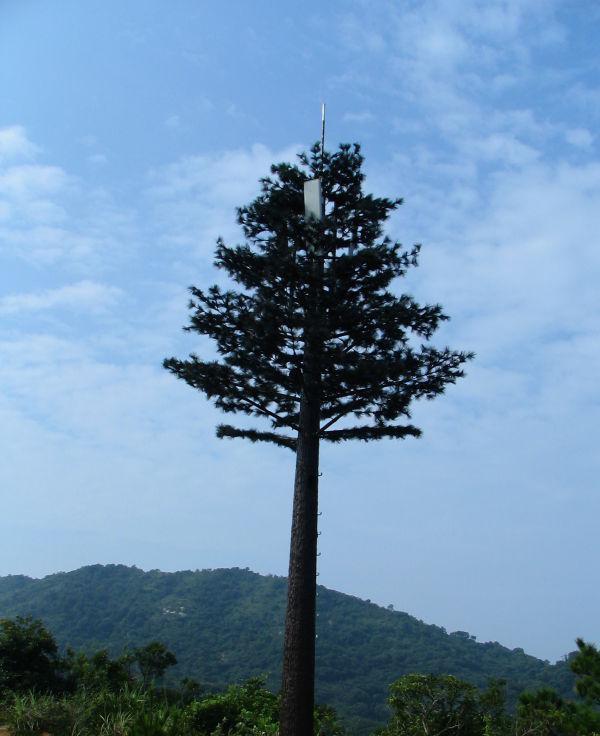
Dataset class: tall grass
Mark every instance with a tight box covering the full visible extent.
[0,686,192,736]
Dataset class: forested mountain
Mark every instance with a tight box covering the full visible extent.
[0,565,575,734]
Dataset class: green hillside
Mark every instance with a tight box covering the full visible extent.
[0,565,575,734]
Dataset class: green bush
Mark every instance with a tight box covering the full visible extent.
[3,692,75,736]
[127,704,191,736]
[1,686,163,736]
[186,678,278,735]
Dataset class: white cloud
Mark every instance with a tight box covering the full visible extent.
[334,0,564,164]
[343,111,374,124]
[0,164,69,199]
[0,225,102,265]
[0,142,138,268]
[566,127,594,149]
[468,133,540,167]
[145,143,302,254]
[411,158,600,344]
[0,126,40,163]
[414,21,469,70]
[88,153,108,166]
[0,281,122,315]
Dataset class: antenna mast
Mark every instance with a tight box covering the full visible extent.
[304,103,326,223]
[320,103,326,157]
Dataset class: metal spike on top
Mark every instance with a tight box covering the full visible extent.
[321,102,326,158]
[304,104,326,223]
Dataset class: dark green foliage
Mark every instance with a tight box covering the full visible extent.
[63,647,133,693]
[134,642,177,686]
[180,677,205,704]
[0,616,63,695]
[127,703,190,736]
[0,685,193,736]
[1,691,78,736]
[380,666,600,736]
[164,143,472,451]
[515,687,600,736]
[479,679,513,736]
[380,674,484,736]
[380,674,500,736]
[187,677,279,735]
[0,615,598,736]
[570,637,600,704]
[511,641,600,736]
[313,585,573,732]
[378,670,600,736]
[0,565,576,735]
[0,674,341,736]
[315,704,346,736]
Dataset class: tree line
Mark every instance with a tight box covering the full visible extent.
[1,616,599,735]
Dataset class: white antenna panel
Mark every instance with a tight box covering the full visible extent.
[304,178,324,222]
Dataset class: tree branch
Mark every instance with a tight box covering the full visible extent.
[319,411,350,434]
[238,395,298,430]
[216,424,297,451]
[322,424,421,443]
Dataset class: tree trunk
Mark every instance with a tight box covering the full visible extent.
[279,391,321,736]
[280,232,324,736]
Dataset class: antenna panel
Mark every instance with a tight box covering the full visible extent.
[304,178,324,221]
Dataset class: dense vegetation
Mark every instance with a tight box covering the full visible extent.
[1,616,599,736]
[0,616,342,735]
[0,565,577,733]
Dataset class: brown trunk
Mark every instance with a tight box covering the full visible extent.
[279,391,320,736]
[280,233,324,736]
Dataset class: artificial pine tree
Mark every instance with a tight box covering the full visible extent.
[164,143,472,736]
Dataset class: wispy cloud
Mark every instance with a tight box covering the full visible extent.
[145,143,302,256]
[0,281,122,315]
[334,0,566,162]
[343,111,374,124]
[565,127,594,149]
[0,126,137,269]
[0,126,40,163]
[87,153,108,166]
[0,164,69,200]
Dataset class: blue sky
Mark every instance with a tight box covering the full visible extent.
[1,0,599,663]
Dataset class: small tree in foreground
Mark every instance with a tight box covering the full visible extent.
[164,143,472,736]
[0,616,63,695]
[134,641,177,688]
[382,674,484,736]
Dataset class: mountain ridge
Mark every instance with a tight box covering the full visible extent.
[0,564,575,734]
